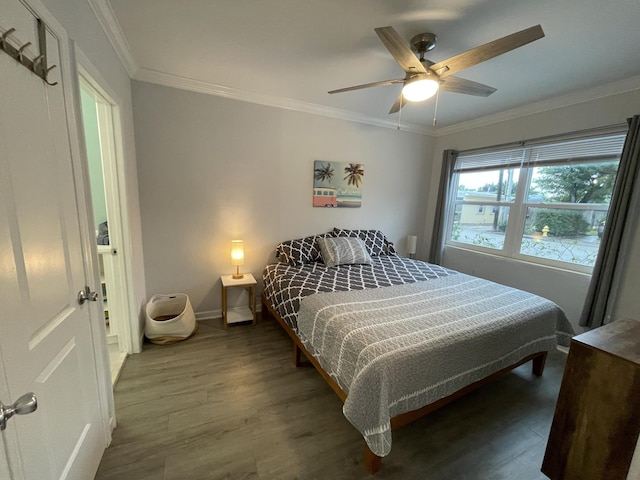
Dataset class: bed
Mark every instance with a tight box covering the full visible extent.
[261,229,574,473]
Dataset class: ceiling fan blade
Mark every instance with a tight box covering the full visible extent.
[328,78,405,94]
[429,24,544,78]
[388,93,406,114]
[439,76,497,97]
[375,26,427,74]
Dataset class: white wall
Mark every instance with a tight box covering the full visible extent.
[41,0,147,340]
[131,80,433,317]
[427,89,640,331]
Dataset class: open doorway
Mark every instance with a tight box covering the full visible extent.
[80,74,132,385]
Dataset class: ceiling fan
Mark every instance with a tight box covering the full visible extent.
[328,25,545,114]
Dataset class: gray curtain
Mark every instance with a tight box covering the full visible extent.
[428,149,458,265]
[580,115,640,328]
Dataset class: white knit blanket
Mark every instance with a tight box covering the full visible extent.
[297,273,573,457]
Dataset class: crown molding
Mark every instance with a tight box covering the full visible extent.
[133,68,435,136]
[86,0,138,77]
[127,65,640,139]
[434,75,640,137]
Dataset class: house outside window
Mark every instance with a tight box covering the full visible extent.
[445,130,626,273]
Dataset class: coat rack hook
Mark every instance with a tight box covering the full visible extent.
[1,21,56,87]
[44,64,58,86]
[17,41,32,61]
[1,28,16,45]
[32,54,45,75]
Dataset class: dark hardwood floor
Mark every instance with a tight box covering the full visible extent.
[95,317,566,480]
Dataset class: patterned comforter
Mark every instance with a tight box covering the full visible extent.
[262,256,574,457]
[263,255,456,330]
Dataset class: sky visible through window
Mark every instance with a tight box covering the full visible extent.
[458,169,522,192]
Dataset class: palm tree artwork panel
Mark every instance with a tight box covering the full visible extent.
[313,160,364,208]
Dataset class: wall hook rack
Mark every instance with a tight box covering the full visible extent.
[0,19,58,86]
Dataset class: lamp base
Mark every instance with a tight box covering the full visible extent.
[232,273,244,279]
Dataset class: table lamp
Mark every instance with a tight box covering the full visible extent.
[407,235,417,259]
[231,240,244,279]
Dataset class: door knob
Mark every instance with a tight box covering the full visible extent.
[0,392,37,431]
[77,286,99,305]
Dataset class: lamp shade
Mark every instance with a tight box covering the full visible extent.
[407,235,417,255]
[231,240,244,266]
[231,240,245,279]
[402,77,439,102]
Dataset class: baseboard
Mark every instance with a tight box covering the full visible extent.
[196,310,222,321]
[196,305,262,322]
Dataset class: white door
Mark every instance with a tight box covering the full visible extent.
[0,1,108,479]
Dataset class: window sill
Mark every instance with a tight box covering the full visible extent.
[443,244,593,279]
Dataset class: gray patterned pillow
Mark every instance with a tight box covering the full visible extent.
[317,237,373,268]
[276,234,330,266]
[331,228,397,256]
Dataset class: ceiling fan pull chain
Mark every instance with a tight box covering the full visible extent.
[433,88,440,126]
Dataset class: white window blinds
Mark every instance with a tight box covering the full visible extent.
[526,134,626,166]
[455,131,626,173]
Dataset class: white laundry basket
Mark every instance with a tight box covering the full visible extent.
[145,293,197,344]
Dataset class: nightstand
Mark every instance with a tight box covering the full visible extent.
[220,273,257,329]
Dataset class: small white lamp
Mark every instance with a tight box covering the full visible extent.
[407,235,417,259]
[230,240,244,279]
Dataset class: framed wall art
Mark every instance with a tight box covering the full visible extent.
[313,161,364,208]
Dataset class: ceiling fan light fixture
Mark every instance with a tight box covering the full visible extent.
[402,77,439,102]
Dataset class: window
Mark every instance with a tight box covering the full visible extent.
[445,131,626,272]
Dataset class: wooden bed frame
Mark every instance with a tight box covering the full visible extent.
[261,292,548,474]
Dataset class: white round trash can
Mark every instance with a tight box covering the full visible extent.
[145,293,197,345]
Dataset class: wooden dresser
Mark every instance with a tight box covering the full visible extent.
[542,318,640,480]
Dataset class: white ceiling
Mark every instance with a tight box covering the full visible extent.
[106,0,640,133]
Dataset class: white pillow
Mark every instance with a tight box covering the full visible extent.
[317,237,373,267]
